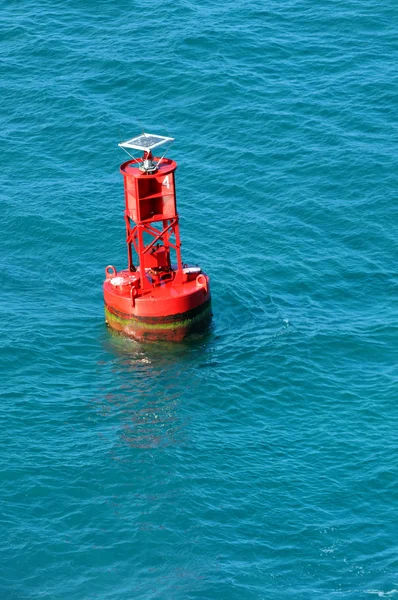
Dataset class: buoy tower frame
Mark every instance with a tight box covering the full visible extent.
[103,133,212,342]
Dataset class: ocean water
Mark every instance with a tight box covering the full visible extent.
[1,1,397,598]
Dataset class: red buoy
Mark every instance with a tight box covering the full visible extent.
[103,133,212,342]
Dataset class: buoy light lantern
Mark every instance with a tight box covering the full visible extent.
[103,133,212,342]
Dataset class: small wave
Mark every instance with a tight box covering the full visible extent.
[366,591,398,597]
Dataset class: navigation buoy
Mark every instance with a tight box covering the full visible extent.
[103,133,212,342]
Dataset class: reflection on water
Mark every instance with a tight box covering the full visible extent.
[104,326,214,363]
[91,328,213,452]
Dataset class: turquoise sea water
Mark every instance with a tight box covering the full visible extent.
[1,1,397,598]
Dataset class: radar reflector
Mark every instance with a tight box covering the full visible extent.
[119,133,174,152]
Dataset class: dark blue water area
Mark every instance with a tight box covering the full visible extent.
[1,1,397,598]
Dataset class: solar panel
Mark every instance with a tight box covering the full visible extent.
[119,133,174,152]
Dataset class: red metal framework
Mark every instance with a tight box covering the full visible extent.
[121,152,183,289]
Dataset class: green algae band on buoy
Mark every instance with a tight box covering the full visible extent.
[103,133,212,342]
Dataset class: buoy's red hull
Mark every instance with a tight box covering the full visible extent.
[104,270,211,342]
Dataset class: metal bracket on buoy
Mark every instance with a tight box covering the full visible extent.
[130,286,138,307]
[196,274,208,293]
[105,265,117,279]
